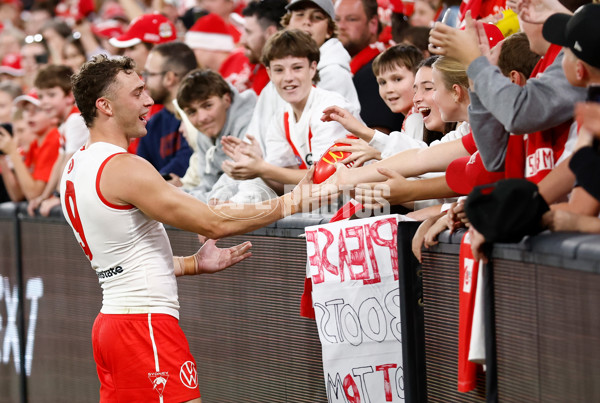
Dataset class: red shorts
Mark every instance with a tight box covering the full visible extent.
[92,313,201,402]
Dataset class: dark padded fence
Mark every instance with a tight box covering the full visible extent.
[0,205,426,403]
[423,230,600,403]
[2,201,600,403]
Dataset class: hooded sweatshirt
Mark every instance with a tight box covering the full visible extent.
[187,84,256,201]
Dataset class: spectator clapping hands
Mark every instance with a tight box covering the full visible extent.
[221,135,264,180]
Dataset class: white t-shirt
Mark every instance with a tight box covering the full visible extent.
[264,86,361,169]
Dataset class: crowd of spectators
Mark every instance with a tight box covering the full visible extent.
[0,0,599,262]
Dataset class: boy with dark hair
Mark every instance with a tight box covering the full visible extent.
[322,44,426,162]
[27,64,89,216]
[496,32,540,79]
[176,68,256,201]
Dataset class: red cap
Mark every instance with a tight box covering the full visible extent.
[109,13,176,48]
[0,53,23,76]
[14,88,41,107]
[461,22,504,48]
[445,151,505,195]
[481,22,505,48]
[184,13,234,51]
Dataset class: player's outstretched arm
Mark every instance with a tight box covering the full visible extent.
[101,154,337,238]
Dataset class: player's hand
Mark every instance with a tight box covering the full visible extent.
[333,162,352,186]
[329,137,382,166]
[321,105,374,141]
[193,237,252,274]
[286,166,339,214]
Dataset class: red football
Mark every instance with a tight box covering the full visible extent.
[313,136,359,184]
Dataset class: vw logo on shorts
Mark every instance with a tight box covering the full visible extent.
[180,361,198,389]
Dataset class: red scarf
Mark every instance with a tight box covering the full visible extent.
[350,42,386,75]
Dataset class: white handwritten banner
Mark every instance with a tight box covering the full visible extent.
[305,215,404,403]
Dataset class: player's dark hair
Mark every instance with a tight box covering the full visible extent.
[242,0,288,30]
[34,64,74,94]
[177,69,233,110]
[72,54,137,128]
[497,32,540,78]
[151,41,198,78]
